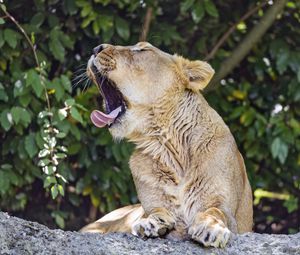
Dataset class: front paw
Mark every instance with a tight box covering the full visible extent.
[132,218,168,238]
[188,216,231,248]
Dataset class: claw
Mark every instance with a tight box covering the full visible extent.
[189,220,231,248]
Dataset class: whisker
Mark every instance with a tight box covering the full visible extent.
[72,69,87,76]
[72,74,86,83]
[72,70,86,79]
[74,63,87,69]
[72,75,89,89]
[82,79,91,94]
[72,72,87,81]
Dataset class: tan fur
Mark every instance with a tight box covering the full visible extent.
[82,42,253,248]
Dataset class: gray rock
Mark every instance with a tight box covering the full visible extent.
[0,212,299,255]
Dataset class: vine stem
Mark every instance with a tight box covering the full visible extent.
[1,5,51,113]
[1,4,55,162]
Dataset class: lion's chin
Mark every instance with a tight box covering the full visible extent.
[108,109,150,142]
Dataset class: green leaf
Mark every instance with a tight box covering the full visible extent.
[11,106,22,124]
[81,15,95,28]
[43,165,56,175]
[0,30,4,48]
[1,164,12,170]
[13,80,24,97]
[48,14,59,27]
[20,109,31,127]
[38,159,51,167]
[56,132,67,138]
[61,75,72,92]
[11,107,31,127]
[44,176,57,188]
[204,0,219,17]
[4,29,18,48]
[19,94,31,107]
[58,184,65,196]
[38,111,52,119]
[240,108,255,126]
[75,103,88,111]
[271,137,280,158]
[102,27,114,42]
[276,48,290,74]
[53,212,65,228]
[99,15,113,32]
[0,18,5,25]
[64,0,78,15]
[80,4,92,17]
[283,196,298,213]
[8,171,19,186]
[58,108,68,121]
[0,171,10,194]
[60,33,74,49]
[180,0,195,12]
[51,184,59,199]
[49,29,65,62]
[278,147,288,164]
[111,144,122,162]
[65,98,75,106]
[68,143,81,155]
[57,146,68,153]
[25,133,38,158]
[115,17,130,40]
[271,137,289,164]
[92,19,100,35]
[70,125,81,140]
[49,39,65,61]
[0,83,8,102]
[30,13,45,27]
[0,109,13,131]
[26,69,43,98]
[49,78,65,101]
[70,107,83,123]
[288,52,300,74]
[56,153,67,159]
[192,2,205,23]
[38,149,50,158]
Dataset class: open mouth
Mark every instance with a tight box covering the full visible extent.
[90,64,126,128]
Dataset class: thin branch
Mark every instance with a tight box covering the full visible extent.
[204,1,268,61]
[139,7,153,42]
[1,6,51,112]
[205,0,288,92]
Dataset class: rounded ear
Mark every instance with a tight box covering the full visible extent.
[183,60,215,91]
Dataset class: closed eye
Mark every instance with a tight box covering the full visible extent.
[131,47,150,52]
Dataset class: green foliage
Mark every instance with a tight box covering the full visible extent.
[0,0,299,232]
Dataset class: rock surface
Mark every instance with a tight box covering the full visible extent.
[0,212,299,255]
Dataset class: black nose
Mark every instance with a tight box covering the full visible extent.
[93,45,104,56]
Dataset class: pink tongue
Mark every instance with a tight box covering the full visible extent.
[90,106,122,128]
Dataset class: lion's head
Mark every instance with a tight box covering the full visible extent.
[87,42,214,139]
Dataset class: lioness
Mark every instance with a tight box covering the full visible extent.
[81,42,253,248]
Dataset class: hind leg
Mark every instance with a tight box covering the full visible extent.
[80,204,145,233]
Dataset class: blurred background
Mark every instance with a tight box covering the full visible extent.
[0,0,299,234]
